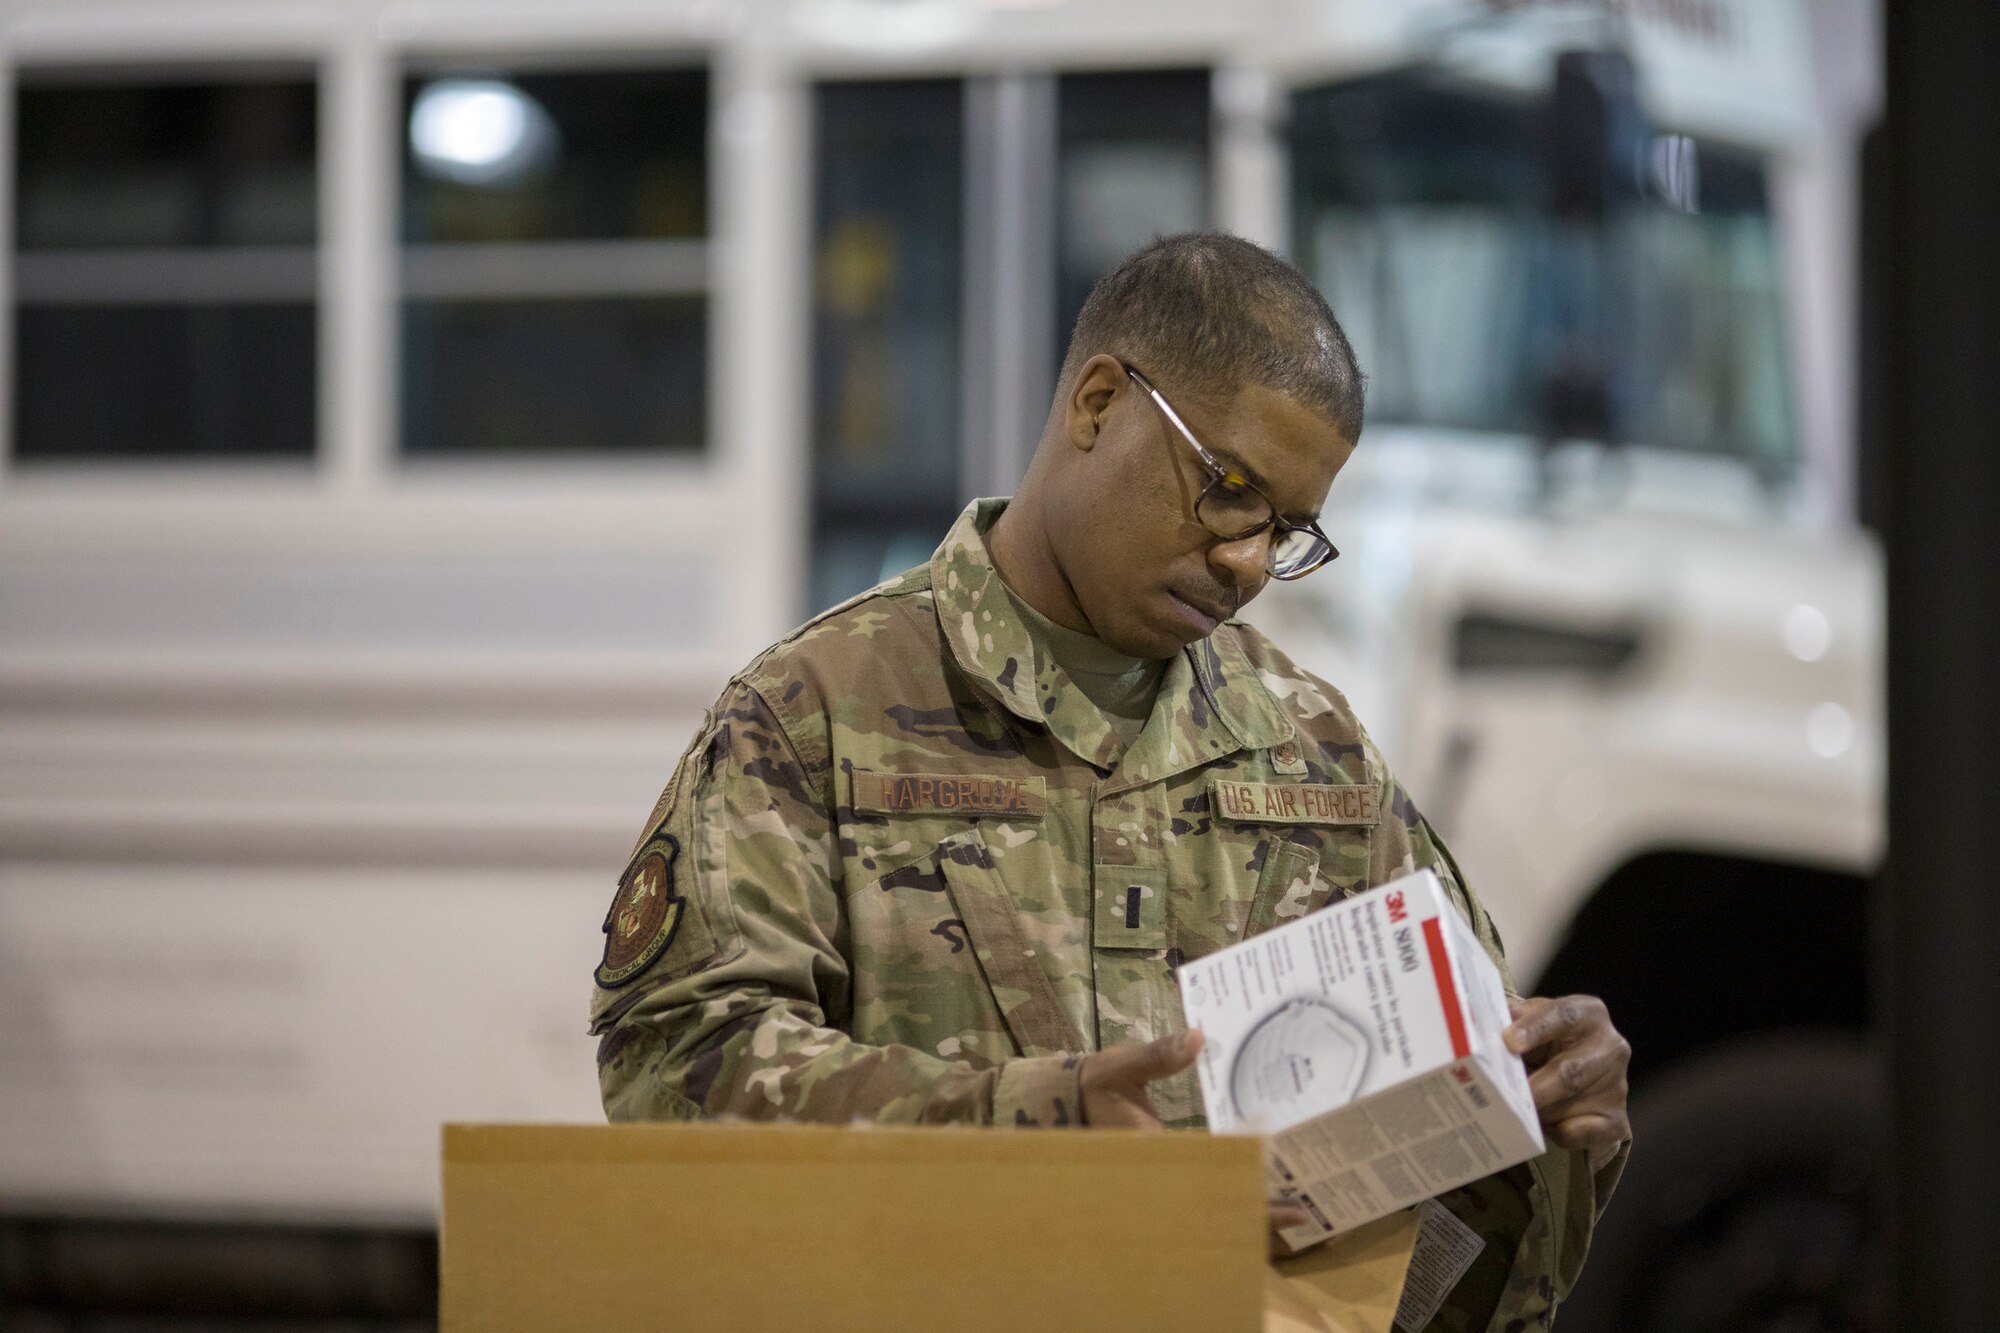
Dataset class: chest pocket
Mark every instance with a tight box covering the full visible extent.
[932,828,1087,1058]
[1246,839,1328,937]
[1211,775,1378,939]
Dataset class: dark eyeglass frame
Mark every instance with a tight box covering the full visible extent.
[1119,360,1340,581]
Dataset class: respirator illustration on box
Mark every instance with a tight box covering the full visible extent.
[1231,996,1373,1126]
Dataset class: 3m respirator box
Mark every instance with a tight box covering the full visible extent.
[1178,869,1544,1250]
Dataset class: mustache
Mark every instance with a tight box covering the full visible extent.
[1174,581,1242,617]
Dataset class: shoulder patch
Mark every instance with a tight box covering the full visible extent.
[595,834,686,990]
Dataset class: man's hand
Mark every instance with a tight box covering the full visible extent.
[1504,994,1631,1170]
[1265,1200,1314,1261]
[1078,1029,1202,1129]
[1080,1031,1313,1258]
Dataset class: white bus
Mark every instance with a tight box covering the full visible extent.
[0,1,1880,1325]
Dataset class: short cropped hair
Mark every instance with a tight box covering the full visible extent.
[1058,232,1365,442]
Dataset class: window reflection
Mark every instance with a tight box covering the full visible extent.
[401,297,705,455]
[1054,70,1211,367]
[17,79,317,250]
[1292,72,1796,470]
[810,79,964,612]
[398,67,708,457]
[804,69,1217,615]
[400,69,706,244]
[12,74,318,461]
[408,80,560,189]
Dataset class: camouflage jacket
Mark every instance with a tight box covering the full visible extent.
[591,499,1617,1330]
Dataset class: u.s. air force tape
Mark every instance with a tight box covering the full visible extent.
[850,770,1045,819]
[1210,778,1379,825]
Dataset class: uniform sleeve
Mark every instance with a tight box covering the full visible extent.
[589,680,1084,1127]
[1379,762,1623,1332]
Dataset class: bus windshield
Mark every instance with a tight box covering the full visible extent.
[1291,70,1797,475]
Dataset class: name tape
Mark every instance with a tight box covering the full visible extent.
[1210,778,1378,826]
[851,771,1046,819]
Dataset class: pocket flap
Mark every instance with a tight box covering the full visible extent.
[933,828,1085,1057]
[1246,841,1324,938]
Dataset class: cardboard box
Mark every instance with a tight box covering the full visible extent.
[441,1122,1417,1332]
[1179,870,1544,1250]
[1266,1209,1422,1333]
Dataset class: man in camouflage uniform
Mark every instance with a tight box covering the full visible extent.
[591,233,1630,1329]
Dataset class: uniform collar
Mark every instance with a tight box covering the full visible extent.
[930,499,1294,777]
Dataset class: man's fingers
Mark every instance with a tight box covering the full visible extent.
[1505,994,1606,1057]
[1152,1028,1204,1077]
[1546,1111,1626,1156]
[1506,994,1631,1161]
[1503,996,1552,1058]
[1078,1031,1203,1128]
[1526,1037,1625,1111]
[1268,1202,1314,1260]
[1102,1029,1203,1086]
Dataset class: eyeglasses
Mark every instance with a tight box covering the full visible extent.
[1120,362,1340,581]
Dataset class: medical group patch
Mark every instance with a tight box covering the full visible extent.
[595,834,685,990]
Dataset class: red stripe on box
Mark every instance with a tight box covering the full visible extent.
[1423,916,1471,1059]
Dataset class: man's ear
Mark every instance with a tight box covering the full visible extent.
[1063,354,1124,452]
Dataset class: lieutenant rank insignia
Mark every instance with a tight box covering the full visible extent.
[595,833,685,989]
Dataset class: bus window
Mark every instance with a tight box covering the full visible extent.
[12,73,318,462]
[806,68,1214,616]
[398,67,708,457]
[1054,69,1210,367]
[809,79,965,614]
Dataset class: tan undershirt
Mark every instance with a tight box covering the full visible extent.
[1002,584,1166,759]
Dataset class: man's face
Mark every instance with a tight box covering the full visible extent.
[1050,358,1355,660]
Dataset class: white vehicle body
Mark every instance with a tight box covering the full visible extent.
[1253,434,1881,986]
[0,0,1878,1236]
